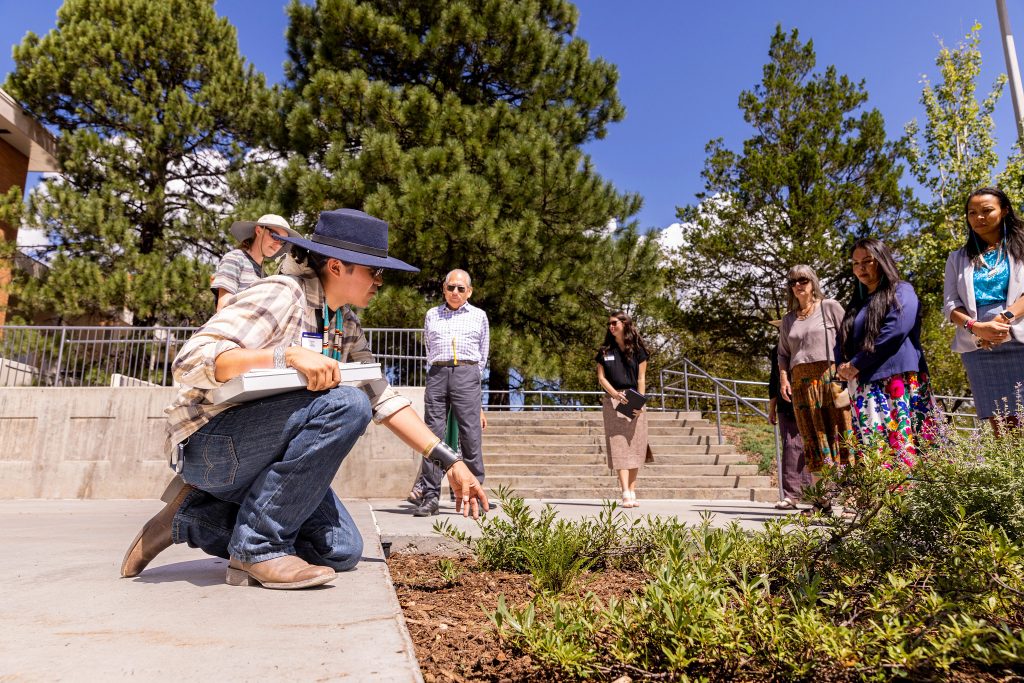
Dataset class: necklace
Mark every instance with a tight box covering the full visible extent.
[979,239,1006,272]
[321,303,344,360]
[795,301,816,320]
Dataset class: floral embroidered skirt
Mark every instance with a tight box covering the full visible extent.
[790,361,854,472]
[850,371,938,467]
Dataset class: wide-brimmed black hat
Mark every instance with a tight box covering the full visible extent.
[273,209,419,273]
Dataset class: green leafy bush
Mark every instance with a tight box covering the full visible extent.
[480,425,1024,680]
[434,484,667,576]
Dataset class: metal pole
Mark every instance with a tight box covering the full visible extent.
[714,385,723,445]
[684,365,691,412]
[162,328,172,386]
[54,327,67,387]
[998,0,1024,140]
[774,421,784,502]
[660,369,665,411]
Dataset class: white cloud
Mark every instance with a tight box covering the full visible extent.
[657,222,685,251]
[16,227,47,249]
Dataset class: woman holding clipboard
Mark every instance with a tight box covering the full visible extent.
[595,310,650,508]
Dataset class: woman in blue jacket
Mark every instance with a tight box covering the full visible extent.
[836,238,936,465]
[944,187,1024,433]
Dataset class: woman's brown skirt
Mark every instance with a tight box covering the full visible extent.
[601,396,649,470]
[790,361,854,471]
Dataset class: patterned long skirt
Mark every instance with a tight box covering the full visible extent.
[850,371,938,468]
[791,361,854,472]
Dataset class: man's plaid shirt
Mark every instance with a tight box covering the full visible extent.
[164,268,410,457]
[424,301,489,379]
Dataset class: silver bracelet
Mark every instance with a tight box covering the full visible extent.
[273,345,288,369]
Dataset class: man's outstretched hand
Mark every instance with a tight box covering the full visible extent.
[446,461,489,518]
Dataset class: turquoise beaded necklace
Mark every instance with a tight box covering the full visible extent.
[322,302,344,360]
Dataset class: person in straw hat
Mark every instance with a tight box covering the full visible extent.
[211,214,302,311]
[121,208,488,590]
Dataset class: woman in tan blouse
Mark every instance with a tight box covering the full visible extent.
[777,265,853,513]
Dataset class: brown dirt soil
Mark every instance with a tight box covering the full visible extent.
[387,553,646,683]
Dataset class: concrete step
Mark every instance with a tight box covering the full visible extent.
[485,463,760,477]
[482,445,732,456]
[485,475,772,489]
[483,425,718,437]
[484,434,716,447]
[484,411,704,422]
[479,486,779,503]
[482,452,748,466]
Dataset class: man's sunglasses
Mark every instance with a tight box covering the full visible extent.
[446,285,468,293]
[788,277,810,288]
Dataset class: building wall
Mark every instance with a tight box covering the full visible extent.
[0,386,425,499]
[0,137,30,328]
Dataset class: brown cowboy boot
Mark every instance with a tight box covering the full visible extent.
[120,476,194,578]
[225,555,336,590]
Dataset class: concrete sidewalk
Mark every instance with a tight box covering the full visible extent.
[0,498,793,682]
[0,500,421,682]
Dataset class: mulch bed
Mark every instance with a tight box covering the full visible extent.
[387,553,645,682]
[389,553,1020,683]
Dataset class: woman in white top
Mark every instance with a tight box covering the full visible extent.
[777,265,853,502]
[943,187,1024,432]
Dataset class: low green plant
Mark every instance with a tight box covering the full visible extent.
[433,484,667,576]
[435,558,461,587]
[517,519,595,594]
[484,422,1024,680]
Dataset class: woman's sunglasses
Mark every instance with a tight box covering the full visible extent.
[787,277,810,288]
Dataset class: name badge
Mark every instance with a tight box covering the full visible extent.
[301,332,323,353]
[604,354,615,362]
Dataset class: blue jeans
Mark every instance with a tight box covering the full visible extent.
[172,386,370,571]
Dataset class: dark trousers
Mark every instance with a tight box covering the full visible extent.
[778,410,811,500]
[414,364,484,499]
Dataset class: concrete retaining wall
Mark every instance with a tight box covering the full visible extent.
[0,387,424,499]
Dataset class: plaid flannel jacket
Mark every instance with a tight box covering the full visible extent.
[164,268,410,457]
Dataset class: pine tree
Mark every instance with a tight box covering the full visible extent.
[276,0,663,396]
[672,26,909,367]
[3,0,273,324]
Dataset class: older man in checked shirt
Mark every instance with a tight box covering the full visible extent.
[409,269,490,516]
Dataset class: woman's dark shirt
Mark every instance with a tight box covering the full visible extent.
[595,344,649,391]
[837,281,928,384]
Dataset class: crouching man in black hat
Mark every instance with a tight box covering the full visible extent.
[120,208,488,590]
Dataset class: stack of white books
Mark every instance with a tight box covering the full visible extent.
[210,362,383,405]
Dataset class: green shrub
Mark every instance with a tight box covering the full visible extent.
[483,424,1024,680]
[434,484,668,576]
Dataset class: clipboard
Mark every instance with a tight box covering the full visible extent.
[615,388,647,418]
[210,362,382,405]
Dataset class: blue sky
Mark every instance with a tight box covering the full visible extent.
[2,0,1022,232]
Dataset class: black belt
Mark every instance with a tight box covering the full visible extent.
[432,360,478,367]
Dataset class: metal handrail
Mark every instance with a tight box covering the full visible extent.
[659,358,779,500]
